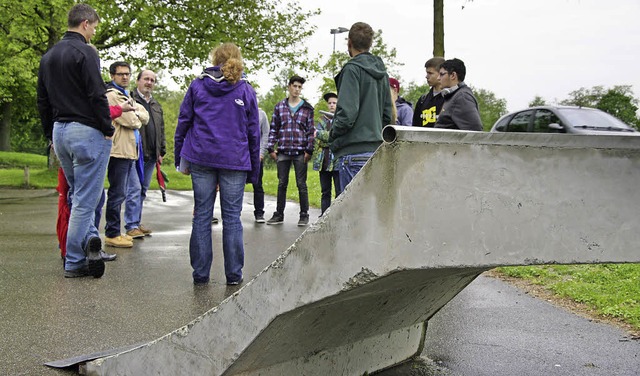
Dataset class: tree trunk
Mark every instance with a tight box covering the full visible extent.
[0,102,11,151]
[433,0,445,57]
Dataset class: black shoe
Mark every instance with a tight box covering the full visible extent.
[226,278,243,286]
[86,236,105,278]
[298,214,309,227]
[64,267,90,278]
[212,217,219,225]
[100,250,117,262]
[266,212,284,225]
[255,214,265,223]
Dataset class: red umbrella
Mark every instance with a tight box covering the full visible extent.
[156,161,168,202]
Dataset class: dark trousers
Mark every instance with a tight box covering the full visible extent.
[105,157,134,238]
[276,153,308,216]
[252,160,265,217]
[319,170,340,215]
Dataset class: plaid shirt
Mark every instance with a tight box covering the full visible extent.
[267,98,315,155]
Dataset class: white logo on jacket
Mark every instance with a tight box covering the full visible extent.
[235,99,245,106]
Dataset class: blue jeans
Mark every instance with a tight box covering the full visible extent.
[124,161,142,231]
[53,122,111,271]
[336,152,374,196]
[190,163,247,284]
[105,157,134,238]
[276,153,309,216]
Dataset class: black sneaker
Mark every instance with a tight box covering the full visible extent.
[298,214,309,227]
[86,236,105,278]
[266,212,284,225]
[255,215,265,223]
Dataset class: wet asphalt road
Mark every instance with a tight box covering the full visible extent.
[0,189,638,375]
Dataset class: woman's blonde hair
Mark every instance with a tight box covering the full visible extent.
[210,42,244,84]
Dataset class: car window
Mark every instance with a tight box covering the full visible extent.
[506,110,532,132]
[533,110,561,133]
[493,116,510,132]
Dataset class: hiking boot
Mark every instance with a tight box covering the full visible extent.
[126,228,145,239]
[121,233,133,241]
[105,235,133,248]
[298,214,309,227]
[138,224,153,235]
[255,214,265,223]
[266,212,284,225]
[85,236,105,278]
[64,267,90,278]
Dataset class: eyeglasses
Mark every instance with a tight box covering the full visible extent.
[438,71,449,77]
[115,73,131,77]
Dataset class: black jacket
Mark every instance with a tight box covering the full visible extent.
[37,31,113,140]
[132,90,166,161]
[412,87,445,127]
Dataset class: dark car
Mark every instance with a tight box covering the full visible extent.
[490,106,639,135]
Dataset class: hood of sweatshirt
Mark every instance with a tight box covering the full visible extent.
[197,66,246,97]
[344,52,388,80]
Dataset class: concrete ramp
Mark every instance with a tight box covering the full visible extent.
[84,127,640,375]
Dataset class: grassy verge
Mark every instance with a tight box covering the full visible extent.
[495,264,640,332]
[1,151,638,332]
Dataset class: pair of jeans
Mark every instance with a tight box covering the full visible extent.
[336,152,374,196]
[276,153,309,216]
[124,161,142,231]
[105,157,134,238]
[189,163,247,284]
[319,170,341,215]
[53,122,111,271]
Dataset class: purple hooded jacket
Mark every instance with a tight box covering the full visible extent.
[175,67,261,184]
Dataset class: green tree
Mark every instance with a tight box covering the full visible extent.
[528,95,547,107]
[0,0,319,152]
[402,81,430,110]
[472,87,508,131]
[560,85,640,129]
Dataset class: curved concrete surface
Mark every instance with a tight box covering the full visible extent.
[80,128,640,375]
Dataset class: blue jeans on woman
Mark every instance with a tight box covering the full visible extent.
[53,122,111,271]
[189,163,247,284]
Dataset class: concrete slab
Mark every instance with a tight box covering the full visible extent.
[84,128,640,375]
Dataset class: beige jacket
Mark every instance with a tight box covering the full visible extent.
[106,86,149,159]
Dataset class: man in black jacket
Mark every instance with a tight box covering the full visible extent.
[129,70,166,236]
[37,4,112,278]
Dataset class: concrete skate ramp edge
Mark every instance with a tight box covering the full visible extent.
[84,127,640,375]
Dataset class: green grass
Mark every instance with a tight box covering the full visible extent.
[496,264,640,330]
[1,151,638,332]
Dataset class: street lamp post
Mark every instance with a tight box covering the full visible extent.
[330,27,349,53]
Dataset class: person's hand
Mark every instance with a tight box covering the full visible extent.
[270,151,277,161]
[120,101,135,112]
[158,155,163,165]
[259,155,264,162]
[304,152,311,163]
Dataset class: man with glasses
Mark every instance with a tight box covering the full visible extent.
[37,4,113,278]
[104,62,149,248]
[434,58,483,131]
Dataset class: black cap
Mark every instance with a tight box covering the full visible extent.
[323,92,337,102]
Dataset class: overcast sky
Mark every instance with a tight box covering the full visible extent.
[252,0,640,112]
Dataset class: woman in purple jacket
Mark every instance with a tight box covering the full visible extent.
[175,42,260,286]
